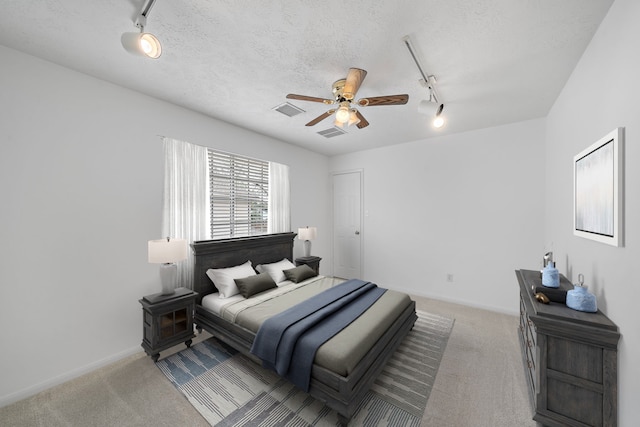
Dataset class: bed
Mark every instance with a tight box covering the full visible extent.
[191,232,417,424]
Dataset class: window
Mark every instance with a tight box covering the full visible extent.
[208,150,269,239]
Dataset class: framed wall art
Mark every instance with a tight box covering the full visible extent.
[573,127,624,246]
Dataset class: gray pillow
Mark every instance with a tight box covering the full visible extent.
[283,264,318,283]
[234,273,277,298]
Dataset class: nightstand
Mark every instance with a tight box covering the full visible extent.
[295,256,322,275]
[139,287,198,362]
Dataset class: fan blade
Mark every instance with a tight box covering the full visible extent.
[343,68,367,100]
[354,110,369,129]
[287,94,334,105]
[305,109,335,126]
[357,94,409,107]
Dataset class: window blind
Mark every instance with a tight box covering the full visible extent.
[208,150,269,239]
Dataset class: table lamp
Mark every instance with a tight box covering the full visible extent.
[297,226,317,257]
[148,237,188,295]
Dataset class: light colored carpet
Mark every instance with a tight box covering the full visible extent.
[157,310,454,426]
[415,297,539,427]
[0,294,539,426]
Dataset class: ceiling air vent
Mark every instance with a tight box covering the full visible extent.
[272,102,305,117]
[317,126,347,138]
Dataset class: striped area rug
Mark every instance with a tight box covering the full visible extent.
[157,310,454,426]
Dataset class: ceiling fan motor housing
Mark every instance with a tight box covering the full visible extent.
[332,79,348,101]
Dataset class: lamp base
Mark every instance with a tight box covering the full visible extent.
[303,240,311,257]
[159,263,177,295]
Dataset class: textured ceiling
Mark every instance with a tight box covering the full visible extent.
[0,0,613,156]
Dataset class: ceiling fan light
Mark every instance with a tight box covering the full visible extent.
[121,32,162,59]
[348,110,360,126]
[335,105,351,124]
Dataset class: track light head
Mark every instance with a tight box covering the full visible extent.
[121,32,162,59]
[418,99,438,115]
[418,100,446,128]
[122,0,162,59]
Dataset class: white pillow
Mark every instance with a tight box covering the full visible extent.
[255,258,296,284]
[206,260,256,298]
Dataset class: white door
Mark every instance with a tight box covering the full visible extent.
[333,171,362,279]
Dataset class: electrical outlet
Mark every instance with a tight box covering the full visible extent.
[447,274,454,282]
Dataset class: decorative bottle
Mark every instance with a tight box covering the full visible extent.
[542,261,560,288]
[566,274,597,313]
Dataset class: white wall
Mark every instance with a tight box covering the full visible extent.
[330,118,546,314]
[0,45,331,406]
[543,0,639,424]
[3,2,637,423]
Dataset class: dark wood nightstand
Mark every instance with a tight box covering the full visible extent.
[295,256,322,275]
[139,287,198,362]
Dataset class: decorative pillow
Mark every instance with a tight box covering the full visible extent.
[206,260,256,298]
[283,264,318,283]
[255,258,296,283]
[234,273,277,298]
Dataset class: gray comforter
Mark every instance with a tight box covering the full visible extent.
[210,276,412,376]
[251,279,386,391]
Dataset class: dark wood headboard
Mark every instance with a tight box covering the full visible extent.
[191,232,296,303]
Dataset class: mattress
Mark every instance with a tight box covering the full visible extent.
[201,276,412,376]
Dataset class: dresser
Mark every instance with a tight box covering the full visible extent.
[516,269,619,427]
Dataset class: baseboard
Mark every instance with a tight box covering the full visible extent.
[390,285,520,317]
[0,345,142,409]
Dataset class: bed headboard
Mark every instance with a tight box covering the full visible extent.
[191,232,296,303]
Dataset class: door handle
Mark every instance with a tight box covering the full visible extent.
[355,231,360,235]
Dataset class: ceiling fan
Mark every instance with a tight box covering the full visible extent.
[286,68,409,129]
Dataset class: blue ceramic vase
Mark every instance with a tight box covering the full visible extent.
[566,274,597,313]
[542,261,559,288]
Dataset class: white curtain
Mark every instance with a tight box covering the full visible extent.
[268,161,290,233]
[161,137,210,289]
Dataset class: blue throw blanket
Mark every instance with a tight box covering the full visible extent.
[250,279,386,391]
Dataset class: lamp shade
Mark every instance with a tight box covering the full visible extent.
[148,238,188,264]
[298,227,317,241]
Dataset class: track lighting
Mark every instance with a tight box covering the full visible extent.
[122,32,161,58]
[403,35,447,129]
[418,91,446,129]
[122,0,162,59]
